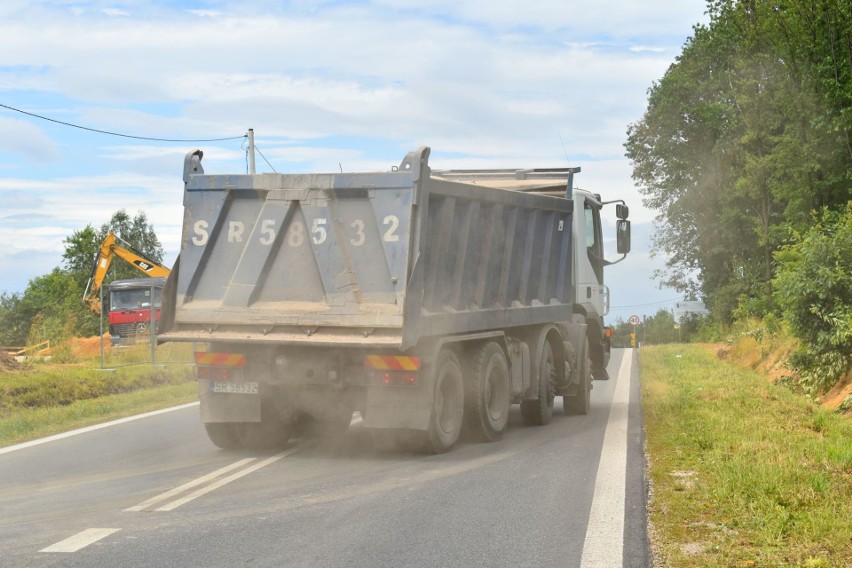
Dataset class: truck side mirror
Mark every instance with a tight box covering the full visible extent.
[617,219,631,254]
[616,204,629,220]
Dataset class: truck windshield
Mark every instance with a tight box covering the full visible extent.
[110,287,162,311]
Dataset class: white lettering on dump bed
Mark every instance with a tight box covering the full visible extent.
[228,221,245,242]
[259,219,276,245]
[350,220,366,246]
[192,220,209,245]
[189,217,405,248]
[383,215,400,242]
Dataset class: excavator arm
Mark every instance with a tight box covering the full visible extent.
[83,232,170,315]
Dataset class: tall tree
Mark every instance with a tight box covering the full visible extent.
[63,209,165,292]
[625,0,851,323]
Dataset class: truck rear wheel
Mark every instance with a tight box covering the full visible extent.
[204,420,291,450]
[204,422,243,450]
[464,342,511,442]
[564,337,591,415]
[421,349,464,453]
[521,339,556,426]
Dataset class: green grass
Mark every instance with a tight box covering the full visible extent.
[1,342,197,447]
[0,382,197,447]
[641,345,852,567]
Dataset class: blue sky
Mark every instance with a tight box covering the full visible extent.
[0,0,708,322]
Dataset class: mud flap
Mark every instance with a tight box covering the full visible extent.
[199,381,261,423]
[363,385,431,430]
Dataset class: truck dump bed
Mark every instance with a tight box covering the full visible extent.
[160,147,575,350]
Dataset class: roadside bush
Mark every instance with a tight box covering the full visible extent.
[773,205,852,395]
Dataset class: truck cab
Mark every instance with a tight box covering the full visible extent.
[574,190,610,378]
[108,277,165,345]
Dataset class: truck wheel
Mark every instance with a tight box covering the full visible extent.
[464,342,511,442]
[204,423,243,450]
[204,420,291,450]
[564,337,591,415]
[521,339,556,426]
[422,349,465,453]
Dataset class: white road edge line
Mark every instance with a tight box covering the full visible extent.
[0,402,200,456]
[156,447,301,511]
[580,351,633,568]
[124,457,257,512]
[40,528,121,553]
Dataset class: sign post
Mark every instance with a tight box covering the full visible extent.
[628,315,640,348]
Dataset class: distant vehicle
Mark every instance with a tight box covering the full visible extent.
[160,147,631,452]
[82,231,170,345]
[105,277,167,345]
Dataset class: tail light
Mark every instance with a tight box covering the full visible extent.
[364,355,420,386]
[194,351,246,381]
[378,371,419,386]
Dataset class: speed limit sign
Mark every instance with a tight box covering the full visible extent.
[629,315,641,326]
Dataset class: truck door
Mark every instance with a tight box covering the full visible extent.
[574,194,609,318]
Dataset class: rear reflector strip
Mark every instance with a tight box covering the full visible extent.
[194,352,247,366]
[364,355,421,371]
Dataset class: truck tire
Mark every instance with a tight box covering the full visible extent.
[204,422,243,450]
[521,339,556,426]
[463,342,511,442]
[564,337,591,415]
[421,348,465,453]
[204,420,291,450]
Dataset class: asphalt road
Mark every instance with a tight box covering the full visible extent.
[0,348,647,568]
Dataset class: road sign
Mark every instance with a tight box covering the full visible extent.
[628,315,640,326]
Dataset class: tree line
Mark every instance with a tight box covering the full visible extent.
[625,0,850,392]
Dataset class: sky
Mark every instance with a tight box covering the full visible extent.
[0,0,708,323]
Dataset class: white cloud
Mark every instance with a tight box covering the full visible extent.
[0,0,709,297]
[0,117,62,162]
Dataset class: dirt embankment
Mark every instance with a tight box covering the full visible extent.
[711,338,852,415]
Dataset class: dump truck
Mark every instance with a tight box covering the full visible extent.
[159,146,631,453]
[105,277,166,345]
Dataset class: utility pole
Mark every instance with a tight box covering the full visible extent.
[247,128,256,174]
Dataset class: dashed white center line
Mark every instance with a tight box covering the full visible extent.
[40,528,121,553]
[580,351,633,568]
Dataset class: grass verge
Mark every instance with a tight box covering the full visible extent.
[641,344,852,567]
[0,381,197,448]
[1,342,198,448]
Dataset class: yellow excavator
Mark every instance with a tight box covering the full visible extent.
[83,232,171,316]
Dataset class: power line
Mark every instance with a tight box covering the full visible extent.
[0,102,246,143]
[254,144,278,173]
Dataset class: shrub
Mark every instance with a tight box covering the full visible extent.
[773,205,852,394]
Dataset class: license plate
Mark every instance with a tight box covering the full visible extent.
[211,381,259,394]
